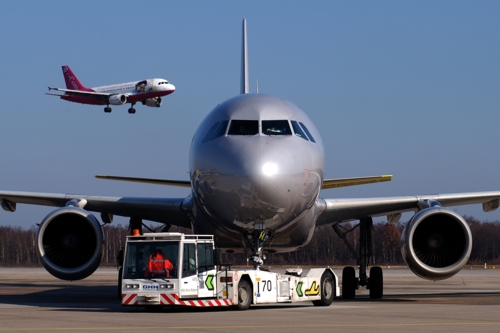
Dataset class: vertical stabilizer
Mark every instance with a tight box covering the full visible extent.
[240,19,249,94]
[62,65,90,91]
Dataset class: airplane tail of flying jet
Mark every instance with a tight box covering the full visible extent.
[62,65,92,92]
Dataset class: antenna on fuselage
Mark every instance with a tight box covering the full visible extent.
[240,18,249,94]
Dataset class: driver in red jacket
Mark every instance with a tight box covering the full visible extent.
[144,249,174,278]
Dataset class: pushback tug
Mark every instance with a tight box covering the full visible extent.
[119,232,339,310]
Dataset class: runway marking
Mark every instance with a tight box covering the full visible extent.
[265,304,368,310]
[1,322,500,331]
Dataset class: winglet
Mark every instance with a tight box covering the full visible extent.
[240,18,249,94]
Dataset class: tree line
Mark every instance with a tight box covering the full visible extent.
[1,216,499,267]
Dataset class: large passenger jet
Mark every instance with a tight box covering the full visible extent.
[46,66,175,114]
[2,20,500,300]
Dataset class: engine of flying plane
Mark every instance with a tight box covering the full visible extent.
[188,93,326,252]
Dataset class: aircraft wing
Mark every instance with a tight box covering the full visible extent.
[0,191,191,228]
[46,87,113,101]
[315,191,500,227]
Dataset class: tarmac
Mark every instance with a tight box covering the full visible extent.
[0,267,499,332]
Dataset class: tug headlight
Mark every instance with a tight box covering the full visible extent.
[125,284,139,289]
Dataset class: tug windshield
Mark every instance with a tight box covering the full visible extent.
[124,241,179,279]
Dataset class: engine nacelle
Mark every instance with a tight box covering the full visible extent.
[108,94,127,105]
[401,207,472,280]
[142,97,162,107]
[36,207,104,280]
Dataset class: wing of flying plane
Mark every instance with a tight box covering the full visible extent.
[46,87,113,101]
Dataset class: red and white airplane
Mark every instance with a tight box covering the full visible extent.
[46,65,175,114]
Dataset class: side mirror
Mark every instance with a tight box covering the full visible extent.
[213,248,223,266]
[116,249,124,267]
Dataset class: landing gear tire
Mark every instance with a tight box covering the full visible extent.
[342,266,356,299]
[313,271,335,306]
[104,107,112,113]
[369,266,383,299]
[236,279,252,310]
[128,107,136,114]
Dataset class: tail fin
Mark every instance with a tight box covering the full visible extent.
[240,19,249,94]
[62,65,89,91]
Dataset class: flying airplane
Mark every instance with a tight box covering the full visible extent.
[2,19,500,299]
[46,65,175,114]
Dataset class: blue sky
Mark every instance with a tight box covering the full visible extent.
[1,1,500,229]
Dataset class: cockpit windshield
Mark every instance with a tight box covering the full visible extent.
[124,241,179,279]
[299,122,316,143]
[228,120,259,136]
[262,120,292,136]
[291,121,309,141]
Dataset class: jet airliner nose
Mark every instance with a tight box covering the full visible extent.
[208,136,314,229]
[166,83,175,92]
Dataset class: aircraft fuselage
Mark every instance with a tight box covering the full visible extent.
[188,93,325,252]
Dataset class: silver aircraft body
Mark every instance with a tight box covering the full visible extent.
[1,19,500,298]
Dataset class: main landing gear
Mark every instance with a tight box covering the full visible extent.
[128,102,136,114]
[104,106,112,113]
[332,217,384,299]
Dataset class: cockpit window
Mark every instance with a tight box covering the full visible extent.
[299,122,316,143]
[291,121,309,141]
[228,120,259,136]
[210,120,229,140]
[202,122,220,143]
[262,120,292,136]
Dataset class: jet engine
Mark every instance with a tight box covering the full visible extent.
[36,207,104,280]
[108,94,127,105]
[142,97,162,107]
[401,206,472,280]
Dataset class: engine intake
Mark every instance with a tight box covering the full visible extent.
[401,207,472,280]
[36,207,104,280]
[109,94,127,105]
[142,97,162,107]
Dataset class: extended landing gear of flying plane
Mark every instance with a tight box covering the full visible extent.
[104,106,112,113]
[128,103,136,114]
[332,217,384,299]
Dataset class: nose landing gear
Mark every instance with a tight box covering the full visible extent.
[246,226,270,270]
